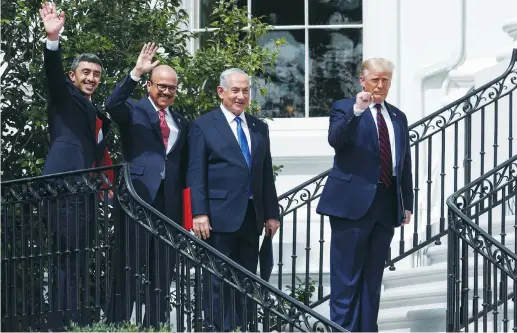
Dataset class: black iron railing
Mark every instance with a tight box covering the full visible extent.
[276,49,517,308]
[1,165,121,331]
[447,155,517,331]
[111,164,345,332]
[1,163,346,332]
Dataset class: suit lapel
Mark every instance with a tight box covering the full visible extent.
[68,80,97,142]
[167,108,183,155]
[140,96,165,149]
[245,114,260,167]
[213,108,248,168]
[386,103,402,170]
[363,107,379,150]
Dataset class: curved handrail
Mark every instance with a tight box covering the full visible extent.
[278,48,517,209]
[117,163,346,332]
[446,154,517,278]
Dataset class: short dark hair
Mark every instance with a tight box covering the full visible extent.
[70,53,103,72]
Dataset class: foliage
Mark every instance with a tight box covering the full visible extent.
[1,0,283,179]
[68,321,171,332]
[285,276,316,305]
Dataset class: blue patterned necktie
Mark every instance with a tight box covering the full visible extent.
[234,116,251,168]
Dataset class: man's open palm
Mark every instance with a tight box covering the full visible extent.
[40,2,65,37]
[135,43,160,74]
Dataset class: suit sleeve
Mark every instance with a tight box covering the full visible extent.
[187,122,209,216]
[43,44,69,106]
[328,101,362,149]
[401,114,414,213]
[262,125,280,221]
[105,74,139,124]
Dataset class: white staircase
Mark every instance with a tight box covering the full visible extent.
[269,211,516,332]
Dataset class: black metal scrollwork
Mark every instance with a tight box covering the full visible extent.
[117,164,344,332]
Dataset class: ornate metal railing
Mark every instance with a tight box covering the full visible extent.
[111,164,345,332]
[276,49,517,308]
[1,163,345,332]
[447,154,517,331]
[1,165,121,331]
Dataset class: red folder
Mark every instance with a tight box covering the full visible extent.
[182,188,193,230]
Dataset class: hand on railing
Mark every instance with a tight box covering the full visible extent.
[193,214,211,239]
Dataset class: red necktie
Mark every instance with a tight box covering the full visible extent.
[374,104,392,187]
[157,109,170,149]
[92,116,114,185]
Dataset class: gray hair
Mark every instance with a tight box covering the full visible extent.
[70,53,103,72]
[360,58,394,77]
[219,68,251,90]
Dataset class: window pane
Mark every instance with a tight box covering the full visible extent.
[309,0,362,25]
[251,0,304,26]
[199,0,247,29]
[254,30,305,118]
[309,29,362,117]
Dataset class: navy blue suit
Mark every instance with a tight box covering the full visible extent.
[105,75,189,327]
[43,46,112,175]
[316,98,414,331]
[43,45,112,326]
[187,107,279,330]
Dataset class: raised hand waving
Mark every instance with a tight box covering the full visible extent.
[132,43,160,77]
[39,1,65,40]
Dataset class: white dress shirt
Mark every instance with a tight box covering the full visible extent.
[354,102,397,175]
[220,104,253,198]
[147,97,179,179]
[146,97,179,154]
[220,104,252,154]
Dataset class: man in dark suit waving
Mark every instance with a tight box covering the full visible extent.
[187,68,280,331]
[316,58,414,332]
[105,43,189,327]
[39,2,113,325]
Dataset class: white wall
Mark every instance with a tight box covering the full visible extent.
[270,0,517,196]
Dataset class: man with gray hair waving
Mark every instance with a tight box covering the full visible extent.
[187,68,280,331]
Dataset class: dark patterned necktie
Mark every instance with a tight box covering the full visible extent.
[374,104,392,187]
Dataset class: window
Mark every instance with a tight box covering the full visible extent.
[182,0,363,118]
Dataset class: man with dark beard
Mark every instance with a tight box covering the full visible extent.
[40,1,113,326]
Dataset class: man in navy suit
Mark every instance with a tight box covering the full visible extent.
[104,43,189,327]
[316,58,414,332]
[39,2,113,326]
[187,68,280,331]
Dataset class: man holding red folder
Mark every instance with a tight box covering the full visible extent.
[105,43,189,328]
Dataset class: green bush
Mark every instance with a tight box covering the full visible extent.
[1,0,283,179]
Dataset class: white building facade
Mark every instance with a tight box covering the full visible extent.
[180,0,517,194]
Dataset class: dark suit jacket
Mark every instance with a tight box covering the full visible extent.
[105,75,189,223]
[316,98,414,226]
[42,46,112,175]
[187,107,280,234]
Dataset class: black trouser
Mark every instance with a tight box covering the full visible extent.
[50,193,97,327]
[110,181,176,328]
[203,200,260,331]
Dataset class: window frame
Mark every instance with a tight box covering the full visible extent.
[183,0,363,118]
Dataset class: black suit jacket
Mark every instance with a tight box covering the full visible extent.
[105,74,189,223]
[42,45,112,175]
[186,107,280,234]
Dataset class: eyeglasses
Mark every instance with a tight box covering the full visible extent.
[149,80,177,93]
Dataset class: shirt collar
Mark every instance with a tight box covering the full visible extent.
[220,103,246,125]
[369,101,386,112]
[148,96,171,114]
